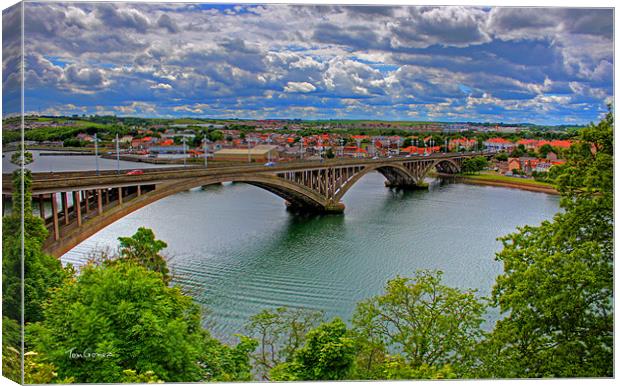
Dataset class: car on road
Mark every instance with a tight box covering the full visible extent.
[264,162,276,166]
[126,169,144,176]
[372,156,380,160]
[405,154,412,158]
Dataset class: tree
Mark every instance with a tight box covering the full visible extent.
[480,110,613,378]
[462,156,489,174]
[11,150,33,165]
[325,148,335,159]
[244,307,324,379]
[509,147,524,158]
[27,261,206,383]
[208,130,224,142]
[199,333,257,382]
[117,227,170,284]
[537,143,554,158]
[270,318,356,381]
[352,271,485,378]
[2,170,67,324]
[495,152,508,161]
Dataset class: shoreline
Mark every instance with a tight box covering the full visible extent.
[436,173,559,195]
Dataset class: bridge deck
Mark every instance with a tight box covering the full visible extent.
[2,152,491,194]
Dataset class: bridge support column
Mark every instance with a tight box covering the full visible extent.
[285,200,345,214]
[84,191,90,214]
[97,189,103,215]
[38,195,45,220]
[118,187,123,205]
[324,201,346,213]
[61,192,69,225]
[51,193,59,241]
[73,191,82,227]
[137,185,141,196]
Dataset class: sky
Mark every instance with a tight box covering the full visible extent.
[2,2,614,124]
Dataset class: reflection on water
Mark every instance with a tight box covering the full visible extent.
[62,173,560,339]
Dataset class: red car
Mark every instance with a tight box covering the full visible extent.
[126,169,144,176]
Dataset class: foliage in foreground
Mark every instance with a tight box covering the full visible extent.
[478,109,614,377]
[20,227,256,383]
[2,170,68,383]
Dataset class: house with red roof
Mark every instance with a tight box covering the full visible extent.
[484,137,515,152]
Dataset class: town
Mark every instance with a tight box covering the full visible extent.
[3,115,578,181]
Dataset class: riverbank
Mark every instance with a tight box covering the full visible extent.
[438,172,559,195]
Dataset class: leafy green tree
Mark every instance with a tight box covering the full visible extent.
[352,271,485,378]
[199,333,257,381]
[462,156,489,174]
[2,170,67,324]
[117,227,170,284]
[27,261,206,383]
[270,318,356,381]
[208,130,224,142]
[537,143,555,158]
[10,150,33,165]
[244,307,324,379]
[381,355,457,380]
[120,369,163,383]
[2,316,21,383]
[479,110,613,378]
[495,152,508,161]
[509,147,524,158]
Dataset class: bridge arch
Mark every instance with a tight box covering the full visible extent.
[42,173,338,257]
[433,158,461,174]
[334,163,417,201]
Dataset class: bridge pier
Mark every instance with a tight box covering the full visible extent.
[285,200,345,214]
[384,181,429,190]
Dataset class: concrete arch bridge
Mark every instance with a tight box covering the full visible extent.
[2,152,489,257]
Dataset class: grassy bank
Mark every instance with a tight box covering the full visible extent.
[460,173,558,194]
[435,171,558,195]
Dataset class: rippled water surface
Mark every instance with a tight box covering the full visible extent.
[62,173,560,338]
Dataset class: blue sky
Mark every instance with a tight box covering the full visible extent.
[3,3,614,124]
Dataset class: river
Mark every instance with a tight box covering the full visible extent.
[60,172,560,340]
[2,150,175,173]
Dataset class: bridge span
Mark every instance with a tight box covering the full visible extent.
[2,152,490,257]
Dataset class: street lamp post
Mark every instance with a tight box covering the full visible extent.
[340,138,344,157]
[115,133,120,174]
[181,136,187,168]
[203,133,208,168]
[267,137,272,163]
[248,137,252,163]
[94,133,100,176]
[300,137,304,160]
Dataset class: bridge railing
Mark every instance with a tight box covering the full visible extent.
[2,151,494,192]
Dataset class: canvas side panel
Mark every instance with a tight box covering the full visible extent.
[2,1,24,385]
